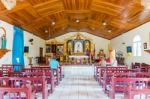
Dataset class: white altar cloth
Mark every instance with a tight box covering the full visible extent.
[69,55,89,59]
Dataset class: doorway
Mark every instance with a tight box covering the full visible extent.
[38,47,44,64]
[39,47,43,57]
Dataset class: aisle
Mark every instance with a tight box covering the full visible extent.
[48,65,109,99]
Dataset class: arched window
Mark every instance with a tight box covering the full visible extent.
[133,35,141,56]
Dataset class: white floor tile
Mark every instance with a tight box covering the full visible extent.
[48,65,109,99]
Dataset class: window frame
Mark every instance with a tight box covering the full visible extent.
[133,35,142,57]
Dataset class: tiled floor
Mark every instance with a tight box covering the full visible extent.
[48,65,109,99]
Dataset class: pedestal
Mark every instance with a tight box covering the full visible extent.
[28,57,33,66]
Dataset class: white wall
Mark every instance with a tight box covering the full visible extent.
[0,20,13,66]
[111,22,150,66]
[46,32,110,58]
[24,31,45,66]
[0,20,45,66]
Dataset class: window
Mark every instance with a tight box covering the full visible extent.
[133,35,141,56]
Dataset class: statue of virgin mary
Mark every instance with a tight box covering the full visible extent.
[74,41,83,53]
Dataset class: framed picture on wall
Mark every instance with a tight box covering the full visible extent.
[24,46,29,53]
[143,42,147,49]
[126,46,132,53]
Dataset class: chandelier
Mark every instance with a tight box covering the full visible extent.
[1,0,16,10]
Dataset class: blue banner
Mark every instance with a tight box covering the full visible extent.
[12,26,24,71]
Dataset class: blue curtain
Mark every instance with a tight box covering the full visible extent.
[12,26,24,72]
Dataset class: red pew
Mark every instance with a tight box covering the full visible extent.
[110,75,150,99]
[98,66,127,85]
[30,66,62,84]
[0,86,35,99]
[9,71,55,94]
[124,78,150,99]
[102,70,136,93]
[0,76,47,99]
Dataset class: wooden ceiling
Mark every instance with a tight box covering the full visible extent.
[0,0,150,40]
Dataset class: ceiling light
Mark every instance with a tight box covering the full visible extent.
[45,30,48,33]
[102,21,107,26]
[52,21,55,25]
[108,29,112,33]
[76,19,80,23]
[1,0,16,10]
[102,20,107,26]
[92,27,95,30]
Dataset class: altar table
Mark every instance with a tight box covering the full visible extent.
[69,55,89,64]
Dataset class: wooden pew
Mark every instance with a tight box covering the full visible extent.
[31,65,63,81]
[0,86,35,99]
[0,76,48,99]
[124,78,150,99]
[98,66,127,85]
[94,64,100,79]
[9,71,55,94]
[58,66,63,81]
[110,74,150,99]
[1,64,13,76]
[23,67,59,85]
[24,72,54,93]
[30,66,62,84]
[102,70,135,93]
[131,62,150,72]
[1,64,24,76]
[0,67,2,77]
[131,62,141,69]
[94,66,105,81]
[140,65,150,72]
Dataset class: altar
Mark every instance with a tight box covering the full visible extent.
[69,55,89,64]
[65,33,93,64]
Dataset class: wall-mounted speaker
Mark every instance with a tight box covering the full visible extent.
[29,38,33,42]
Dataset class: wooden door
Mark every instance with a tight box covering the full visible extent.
[39,47,43,57]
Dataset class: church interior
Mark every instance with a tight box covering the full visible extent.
[0,0,150,99]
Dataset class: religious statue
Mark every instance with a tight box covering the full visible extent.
[98,49,105,59]
[85,42,90,51]
[1,34,6,49]
[86,48,90,56]
[74,41,83,53]
[0,27,7,49]
[68,42,72,55]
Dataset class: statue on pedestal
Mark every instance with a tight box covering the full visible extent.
[1,34,6,49]
[0,27,7,49]
[98,49,105,59]
[74,41,83,53]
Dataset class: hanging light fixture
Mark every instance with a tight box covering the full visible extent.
[45,30,48,33]
[76,19,80,23]
[102,20,107,26]
[1,0,16,10]
[108,29,112,33]
[52,21,55,25]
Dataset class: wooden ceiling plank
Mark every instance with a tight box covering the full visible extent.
[91,5,120,16]
[65,10,90,14]
[33,0,60,8]
[0,0,149,40]
[10,2,31,13]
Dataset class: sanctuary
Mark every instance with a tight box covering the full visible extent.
[45,33,95,64]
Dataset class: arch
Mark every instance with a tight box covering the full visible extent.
[133,35,141,42]
[133,35,141,56]
[0,27,6,37]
